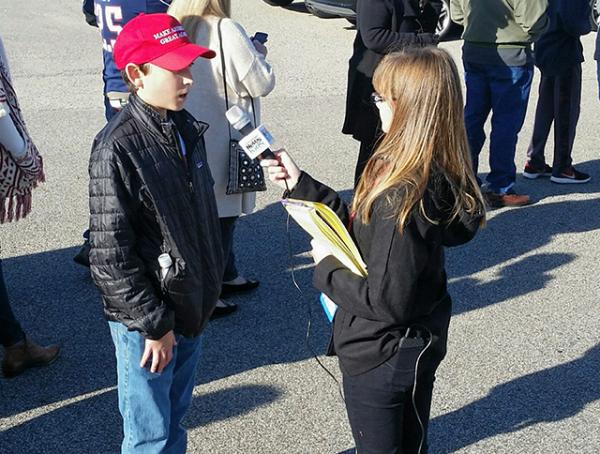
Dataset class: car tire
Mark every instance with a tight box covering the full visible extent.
[437,0,462,42]
[263,0,294,6]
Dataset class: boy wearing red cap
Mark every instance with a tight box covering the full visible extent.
[88,13,224,453]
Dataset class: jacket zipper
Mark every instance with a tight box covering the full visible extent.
[169,127,194,195]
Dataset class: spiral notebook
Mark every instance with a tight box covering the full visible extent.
[282,198,367,322]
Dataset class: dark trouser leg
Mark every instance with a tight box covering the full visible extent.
[487,63,533,193]
[219,216,239,282]
[0,259,26,348]
[527,74,555,168]
[342,350,437,454]
[552,65,582,175]
[104,94,119,122]
[463,62,492,187]
[354,132,381,188]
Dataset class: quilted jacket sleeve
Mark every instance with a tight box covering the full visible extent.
[88,141,175,340]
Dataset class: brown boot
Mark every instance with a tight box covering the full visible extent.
[2,337,60,378]
[484,191,532,209]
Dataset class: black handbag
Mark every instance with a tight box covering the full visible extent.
[218,19,267,195]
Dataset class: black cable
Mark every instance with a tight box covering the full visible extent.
[411,324,433,454]
[284,210,345,404]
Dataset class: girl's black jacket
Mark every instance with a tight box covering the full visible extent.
[288,172,483,376]
[88,95,224,340]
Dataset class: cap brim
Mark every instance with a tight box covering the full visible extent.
[150,43,216,71]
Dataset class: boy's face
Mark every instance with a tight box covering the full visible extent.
[135,63,193,116]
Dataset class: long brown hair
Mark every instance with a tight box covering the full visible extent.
[352,47,485,230]
[168,0,231,40]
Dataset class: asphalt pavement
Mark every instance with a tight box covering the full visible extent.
[1,1,600,453]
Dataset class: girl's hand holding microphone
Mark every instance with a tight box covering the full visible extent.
[260,149,301,191]
[261,151,333,265]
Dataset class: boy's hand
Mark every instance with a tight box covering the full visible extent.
[140,330,177,374]
[260,149,301,191]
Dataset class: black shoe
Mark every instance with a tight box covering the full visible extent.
[220,279,259,298]
[73,241,91,268]
[210,300,238,320]
[523,162,552,179]
[550,167,591,184]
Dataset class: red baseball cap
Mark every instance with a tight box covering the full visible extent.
[113,13,215,71]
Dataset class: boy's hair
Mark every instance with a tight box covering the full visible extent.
[120,64,150,93]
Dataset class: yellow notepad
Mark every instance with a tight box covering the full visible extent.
[282,198,368,322]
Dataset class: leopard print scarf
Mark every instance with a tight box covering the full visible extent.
[0,55,44,224]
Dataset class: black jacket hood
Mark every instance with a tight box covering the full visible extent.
[417,172,484,247]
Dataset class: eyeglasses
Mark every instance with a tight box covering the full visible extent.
[370,92,385,104]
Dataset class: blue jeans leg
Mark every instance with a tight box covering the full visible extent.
[487,64,533,192]
[0,259,25,348]
[166,333,204,452]
[464,62,492,186]
[109,322,203,454]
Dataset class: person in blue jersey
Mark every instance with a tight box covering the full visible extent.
[77,0,172,268]
[82,0,172,122]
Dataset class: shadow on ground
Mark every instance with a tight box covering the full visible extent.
[0,384,280,453]
[2,167,600,450]
[430,343,600,452]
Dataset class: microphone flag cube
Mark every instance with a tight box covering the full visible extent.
[238,125,274,159]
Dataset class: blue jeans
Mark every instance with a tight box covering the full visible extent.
[109,322,203,454]
[464,61,534,193]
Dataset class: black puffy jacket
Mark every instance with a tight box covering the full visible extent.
[89,94,224,340]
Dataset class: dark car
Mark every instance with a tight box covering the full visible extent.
[303,0,461,40]
[305,0,356,19]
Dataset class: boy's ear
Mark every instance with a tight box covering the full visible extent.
[125,63,144,89]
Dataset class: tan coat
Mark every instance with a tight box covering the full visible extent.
[185,16,275,218]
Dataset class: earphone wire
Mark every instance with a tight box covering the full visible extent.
[285,210,345,404]
[412,324,433,454]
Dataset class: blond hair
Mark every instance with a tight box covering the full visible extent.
[168,0,231,40]
[353,47,485,230]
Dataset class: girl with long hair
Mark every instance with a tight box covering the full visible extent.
[343,0,443,187]
[168,0,275,317]
[262,47,485,453]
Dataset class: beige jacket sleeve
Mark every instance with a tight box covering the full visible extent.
[221,19,275,99]
[514,0,550,41]
[449,0,465,26]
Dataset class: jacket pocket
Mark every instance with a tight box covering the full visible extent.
[384,336,427,373]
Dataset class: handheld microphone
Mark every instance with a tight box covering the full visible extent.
[225,105,276,160]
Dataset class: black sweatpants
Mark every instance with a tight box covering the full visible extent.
[342,341,438,454]
[527,65,582,176]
